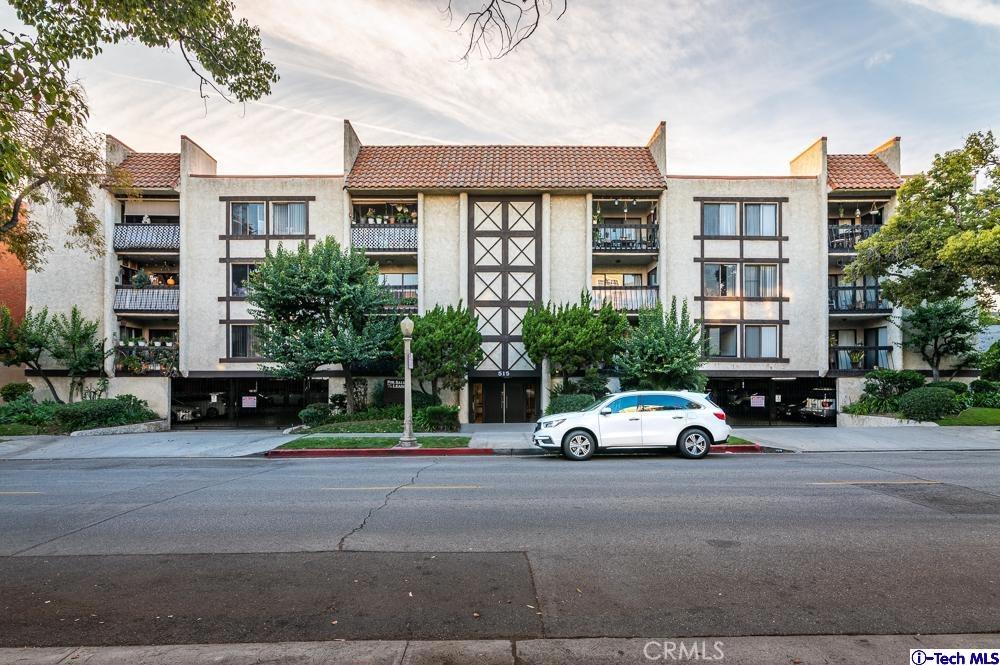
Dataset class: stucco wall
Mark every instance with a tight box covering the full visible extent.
[549,195,589,304]
[420,194,461,308]
[180,175,344,373]
[662,176,827,375]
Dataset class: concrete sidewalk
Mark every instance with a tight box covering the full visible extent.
[735,425,1000,452]
[2,634,998,664]
[0,430,295,460]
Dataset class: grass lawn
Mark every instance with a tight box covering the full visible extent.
[280,435,472,450]
[0,423,42,436]
[723,436,756,446]
[937,407,1000,426]
[309,419,404,434]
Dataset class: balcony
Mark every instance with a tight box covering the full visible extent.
[829,286,891,314]
[351,223,417,252]
[114,344,179,377]
[828,224,881,253]
[593,223,658,253]
[384,285,418,313]
[591,285,659,312]
[829,345,894,372]
[113,223,180,252]
[113,286,179,314]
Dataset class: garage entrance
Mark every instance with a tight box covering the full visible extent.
[706,377,836,427]
[171,377,328,429]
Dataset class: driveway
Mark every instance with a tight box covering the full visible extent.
[0,430,296,459]
[735,425,1000,452]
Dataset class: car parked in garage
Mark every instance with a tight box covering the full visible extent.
[532,391,731,461]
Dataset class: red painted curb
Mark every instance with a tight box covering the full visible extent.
[266,447,494,458]
[711,444,763,454]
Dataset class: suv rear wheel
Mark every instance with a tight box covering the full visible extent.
[677,427,711,459]
[563,430,596,461]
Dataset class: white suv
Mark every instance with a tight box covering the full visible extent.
[532,391,731,461]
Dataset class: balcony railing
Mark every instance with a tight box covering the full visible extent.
[114,344,179,377]
[829,345,894,372]
[829,286,891,313]
[351,223,417,252]
[593,223,659,252]
[113,223,180,251]
[591,285,659,312]
[828,224,881,252]
[383,285,418,312]
[113,286,179,313]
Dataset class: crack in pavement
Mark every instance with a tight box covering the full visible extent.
[337,460,440,551]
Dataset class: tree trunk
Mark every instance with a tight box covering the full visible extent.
[33,366,63,404]
[431,377,438,398]
[931,362,940,382]
[343,368,356,414]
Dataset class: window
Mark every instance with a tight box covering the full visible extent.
[272,202,307,235]
[379,273,418,300]
[606,395,640,413]
[745,325,778,358]
[744,203,778,236]
[744,264,778,298]
[231,203,265,236]
[640,395,699,411]
[231,325,259,358]
[231,264,258,297]
[703,203,737,235]
[592,273,642,287]
[705,325,738,357]
[704,263,738,297]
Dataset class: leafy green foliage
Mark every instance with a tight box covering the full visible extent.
[0,381,33,403]
[861,369,925,401]
[0,305,61,402]
[613,298,706,391]
[247,238,395,413]
[550,367,609,399]
[971,392,1000,409]
[980,341,1000,381]
[298,402,334,427]
[50,306,110,401]
[409,303,483,396]
[846,131,1000,306]
[926,380,969,395]
[842,395,895,416]
[415,405,461,432]
[898,387,961,422]
[523,291,628,382]
[546,393,596,416]
[971,379,1000,393]
[0,393,156,432]
[900,300,982,381]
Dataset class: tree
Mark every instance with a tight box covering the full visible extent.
[446,0,567,60]
[0,305,61,402]
[846,131,1000,307]
[613,298,706,391]
[246,238,395,414]
[2,0,278,263]
[900,299,982,381]
[522,291,628,385]
[50,306,110,402]
[410,303,483,397]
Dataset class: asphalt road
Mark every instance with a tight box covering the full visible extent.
[1,450,999,647]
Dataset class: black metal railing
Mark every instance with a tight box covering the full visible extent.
[114,344,179,376]
[383,285,418,312]
[828,345,894,371]
[113,223,180,251]
[593,223,658,252]
[828,224,881,252]
[828,286,891,313]
[113,286,179,313]
[591,285,659,312]
[351,223,418,252]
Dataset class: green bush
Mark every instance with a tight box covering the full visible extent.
[970,379,1000,394]
[546,393,596,416]
[298,402,334,427]
[52,395,158,432]
[0,382,34,403]
[926,380,968,394]
[843,395,896,416]
[412,391,441,409]
[898,387,962,422]
[416,405,460,432]
[862,369,925,400]
[325,404,404,423]
[971,391,1000,409]
[0,395,56,427]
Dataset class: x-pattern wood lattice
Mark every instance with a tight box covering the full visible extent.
[469,198,541,375]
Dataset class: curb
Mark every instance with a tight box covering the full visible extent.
[266,447,496,458]
[711,444,764,454]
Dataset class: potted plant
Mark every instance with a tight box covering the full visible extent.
[153,338,162,347]
[130,269,150,289]
[127,339,136,347]
[365,208,375,224]
[848,346,865,369]
[410,210,417,223]
[121,354,143,375]
[138,338,147,347]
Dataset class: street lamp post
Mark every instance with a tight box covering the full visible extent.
[398,316,417,448]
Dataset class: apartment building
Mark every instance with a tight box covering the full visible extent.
[19,121,954,427]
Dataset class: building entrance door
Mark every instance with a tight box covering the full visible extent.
[470,379,538,423]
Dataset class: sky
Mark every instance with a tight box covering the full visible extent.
[3,0,999,176]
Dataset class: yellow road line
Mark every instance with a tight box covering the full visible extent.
[810,480,941,486]
[321,484,481,491]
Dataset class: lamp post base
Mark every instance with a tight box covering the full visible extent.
[396,436,419,448]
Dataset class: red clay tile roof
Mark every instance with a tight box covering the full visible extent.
[827,154,902,191]
[118,152,181,189]
[347,145,665,190]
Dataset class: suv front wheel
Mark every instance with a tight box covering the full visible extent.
[562,430,596,461]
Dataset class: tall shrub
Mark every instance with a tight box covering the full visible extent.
[614,298,705,391]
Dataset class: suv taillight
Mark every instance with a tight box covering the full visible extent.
[713,411,726,421]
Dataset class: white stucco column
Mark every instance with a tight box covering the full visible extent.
[658,189,668,306]
[458,192,470,423]
[342,189,352,247]
[541,193,551,303]
[585,193,593,296]
[417,193,425,315]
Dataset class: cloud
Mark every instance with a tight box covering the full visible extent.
[865,49,895,68]
[894,0,1000,27]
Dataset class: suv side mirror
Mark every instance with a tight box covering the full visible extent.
[600,407,612,416]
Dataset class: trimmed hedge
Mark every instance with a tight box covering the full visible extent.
[926,381,969,395]
[0,382,33,403]
[0,395,158,433]
[546,393,596,416]
[898,387,961,422]
[970,379,1000,394]
[862,369,925,400]
[416,405,461,432]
